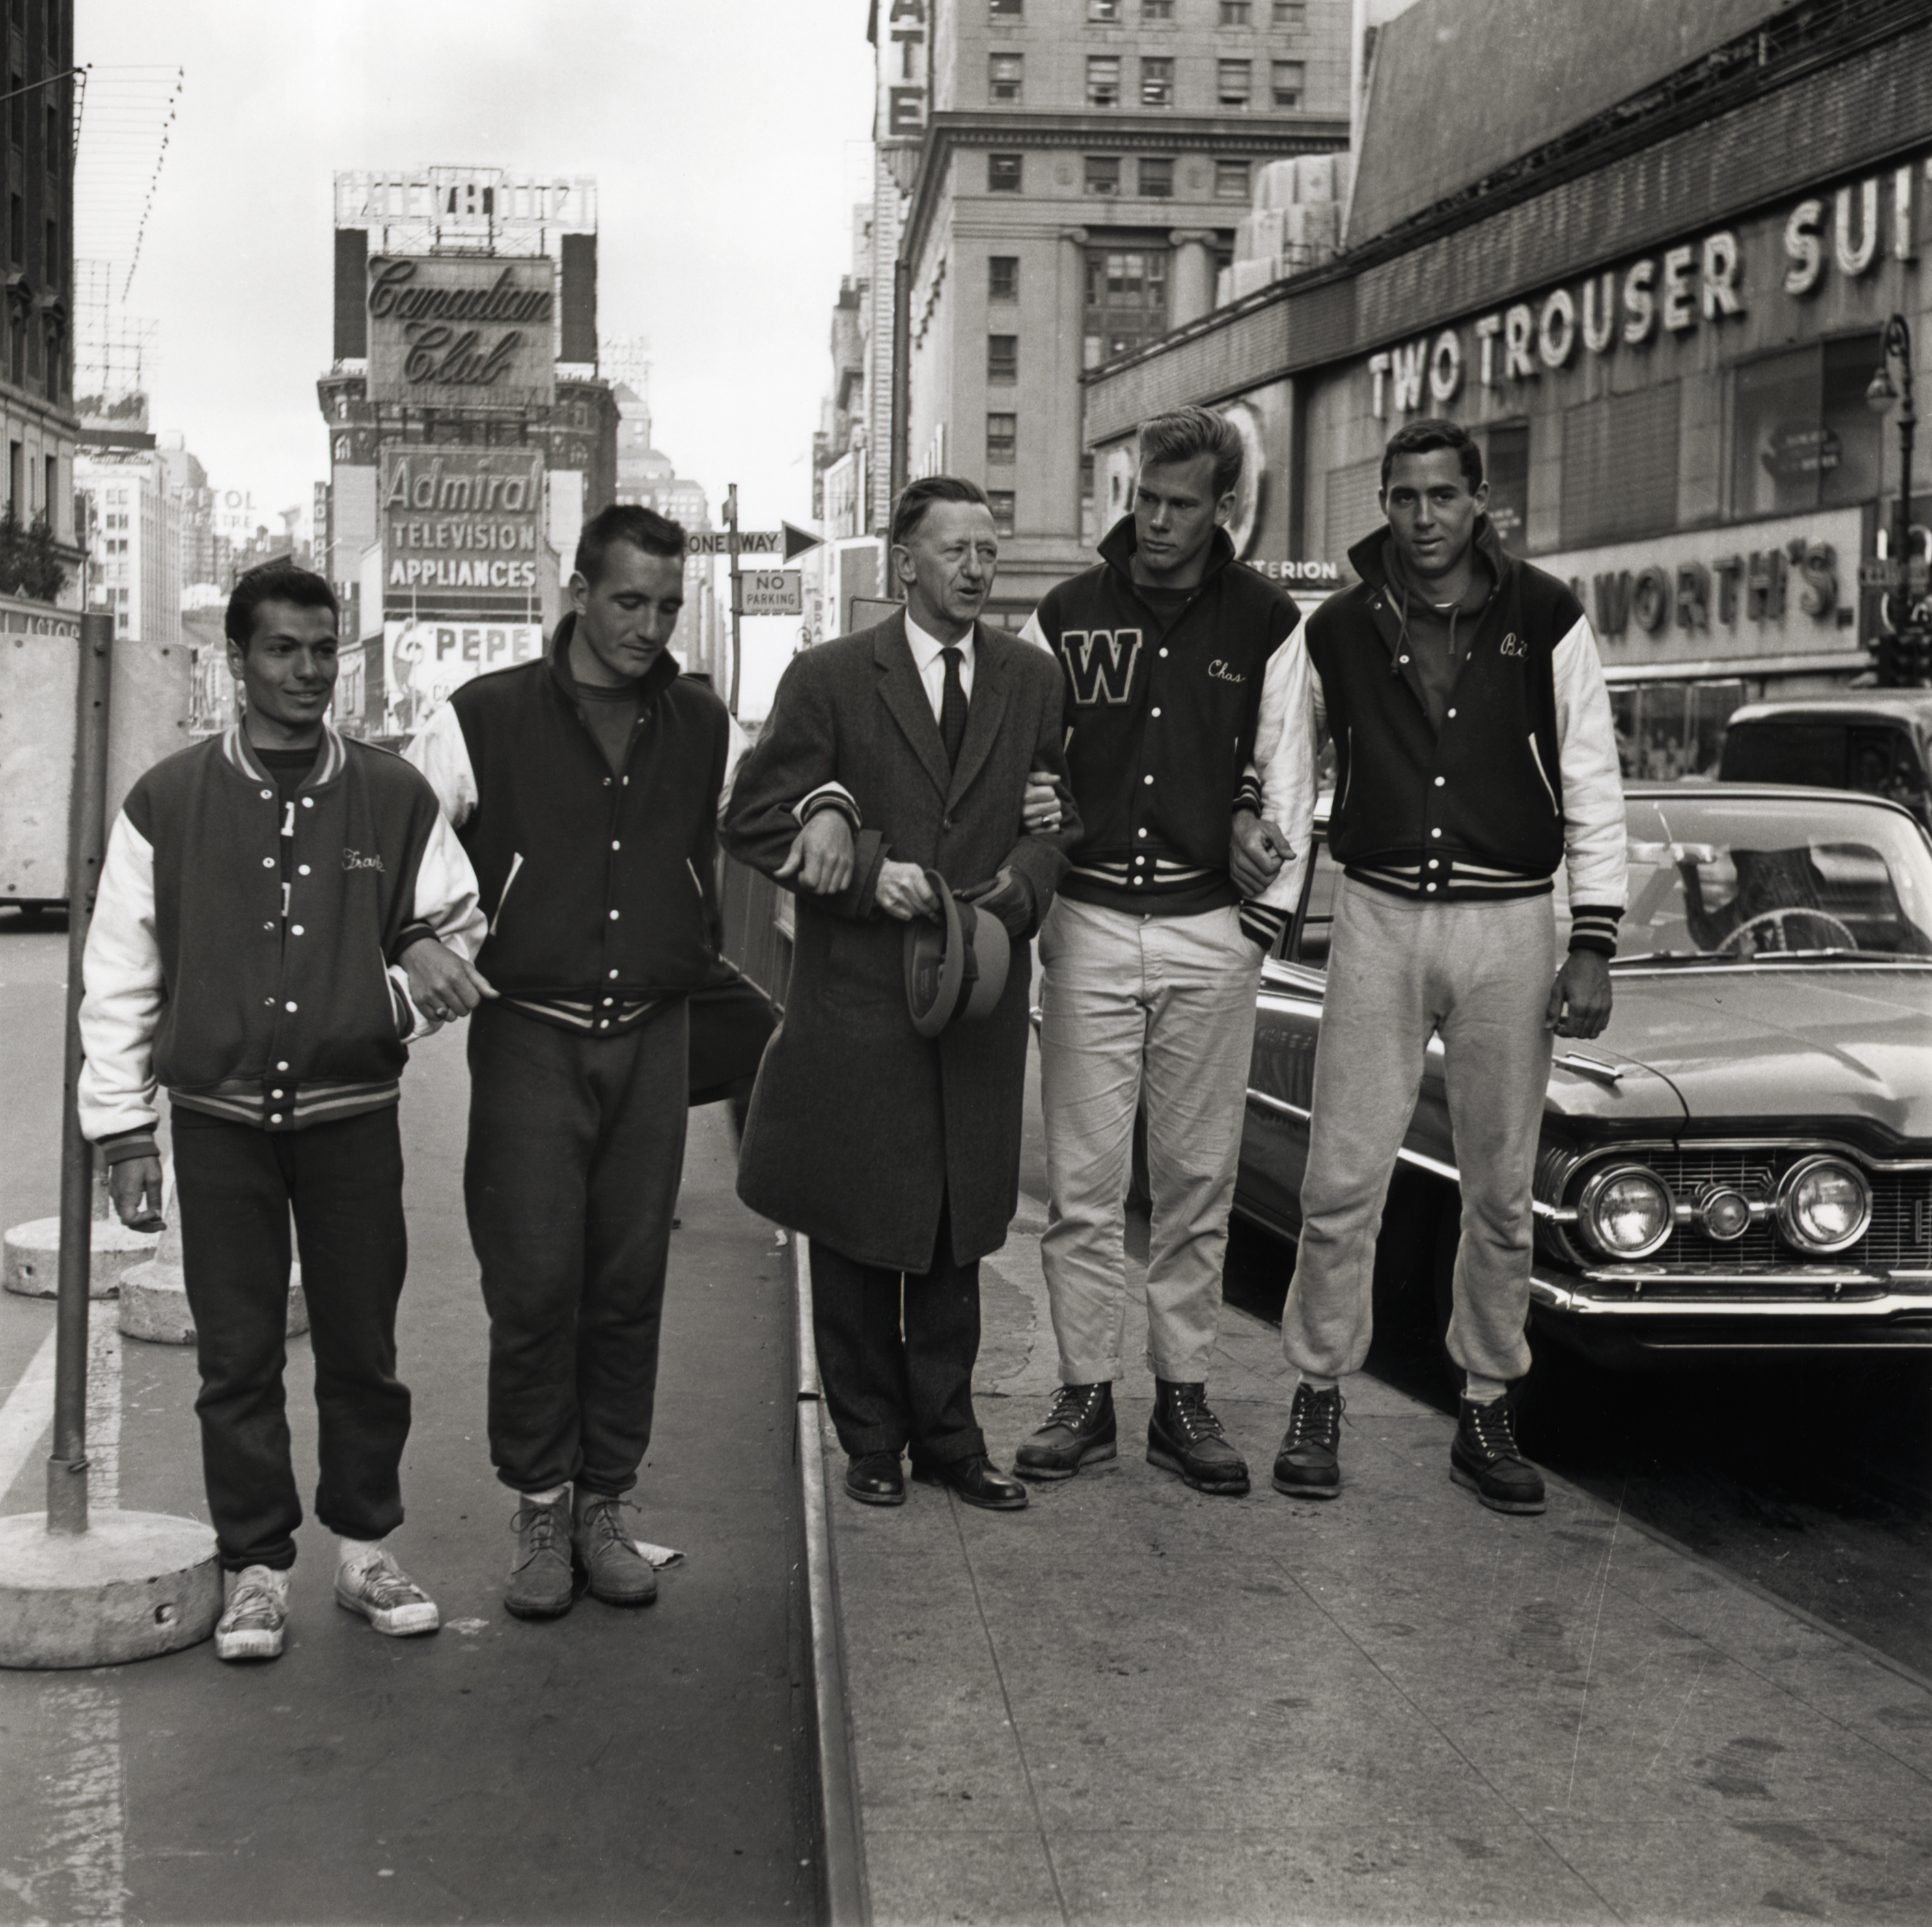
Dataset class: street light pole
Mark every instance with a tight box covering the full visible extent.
[1868,313,1920,676]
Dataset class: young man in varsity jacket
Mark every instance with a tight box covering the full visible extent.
[407,504,732,1620]
[1269,417,1625,1516]
[1015,406,1304,1496]
[81,562,486,1661]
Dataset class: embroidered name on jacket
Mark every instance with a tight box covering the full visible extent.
[342,848,385,872]
[1208,659,1247,684]
[1061,629,1142,705]
[1499,631,1526,657]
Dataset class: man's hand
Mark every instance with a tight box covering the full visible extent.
[875,859,940,922]
[1021,769,1064,836]
[109,1155,165,1233]
[1230,811,1291,897]
[403,937,497,1024]
[959,867,1034,939]
[776,810,855,895]
[1547,949,1613,1039]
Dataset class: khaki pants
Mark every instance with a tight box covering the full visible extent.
[1280,880,1556,1386]
[1038,897,1262,1385]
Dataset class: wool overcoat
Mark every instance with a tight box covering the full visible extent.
[723,615,1077,1273]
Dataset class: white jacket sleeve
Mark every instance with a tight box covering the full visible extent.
[77,812,165,1144]
[402,702,478,828]
[1553,608,1627,935]
[1245,629,1327,918]
[386,769,490,1046]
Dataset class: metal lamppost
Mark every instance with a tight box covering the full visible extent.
[1866,313,1926,683]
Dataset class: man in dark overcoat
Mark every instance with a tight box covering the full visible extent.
[723,476,1077,1511]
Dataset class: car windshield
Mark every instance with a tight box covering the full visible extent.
[1597,795,1932,962]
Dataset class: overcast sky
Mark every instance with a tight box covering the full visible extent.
[77,0,877,712]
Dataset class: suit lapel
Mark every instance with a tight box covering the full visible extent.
[876,617,952,799]
[945,620,1010,809]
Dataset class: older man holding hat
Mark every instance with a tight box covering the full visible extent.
[724,476,1077,1510]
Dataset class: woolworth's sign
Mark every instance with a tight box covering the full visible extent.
[366,254,557,409]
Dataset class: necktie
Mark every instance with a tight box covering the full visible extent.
[939,646,969,769]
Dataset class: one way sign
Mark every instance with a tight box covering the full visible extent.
[686,521,823,562]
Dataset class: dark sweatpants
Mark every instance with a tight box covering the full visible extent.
[810,1209,986,1467]
[465,998,688,1497]
[171,1104,411,1573]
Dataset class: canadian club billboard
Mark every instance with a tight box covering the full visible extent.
[366,253,557,408]
[381,446,546,615]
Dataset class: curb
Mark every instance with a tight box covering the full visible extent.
[789,1231,870,1927]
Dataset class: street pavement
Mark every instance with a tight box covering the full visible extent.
[821,1203,1932,1927]
[0,920,814,1926]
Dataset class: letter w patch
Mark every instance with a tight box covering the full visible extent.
[1061,629,1142,706]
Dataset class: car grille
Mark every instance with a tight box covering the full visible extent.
[1571,1151,1932,1272]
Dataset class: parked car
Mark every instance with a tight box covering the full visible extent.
[1718,691,1932,829]
[1237,784,1932,1369]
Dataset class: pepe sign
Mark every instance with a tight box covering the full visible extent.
[365,254,557,407]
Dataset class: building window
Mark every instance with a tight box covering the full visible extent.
[43,219,55,281]
[1088,0,1121,18]
[1732,336,1885,519]
[987,335,1018,384]
[1213,158,1250,200]
[989,0,1022,14]
[1562,383,1681,547]
[1087,57,1120,107]
[1138,156,1174,198]
[1271,60,1304,107]
[1271,1,1305,24]
[1084,248,1170,361]
[1483,424,1530,551]
[1142,0,1173,17]
[987,490,1015,537]
[989,53,1023,103]
[1217,60,1252,108]
[1140,57,1174,107]
[1081,452,1097,543]
[988,256,1019,302]
[1219,1,1252,22]
[8,194,20,264]
[988,152,1023,193]
[986,413,1017,464]
[8,76,20,148]
[44,105,57,176]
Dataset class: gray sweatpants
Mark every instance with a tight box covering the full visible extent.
[1279,879,1555,1386]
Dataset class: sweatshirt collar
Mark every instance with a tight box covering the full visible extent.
[1347,514,1511,597]
[1096,513,1238,593]
[546,610,682,709]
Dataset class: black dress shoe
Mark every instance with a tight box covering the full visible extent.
[912,1453,1029,1511]
[844,1451,906,1506]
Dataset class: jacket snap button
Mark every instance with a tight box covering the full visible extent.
[1434,776,1446,787]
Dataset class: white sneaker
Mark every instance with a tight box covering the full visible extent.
[334,1548,441,1637]
[215,1565,290,1662]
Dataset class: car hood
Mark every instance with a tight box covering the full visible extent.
[1596,965,1932,1138]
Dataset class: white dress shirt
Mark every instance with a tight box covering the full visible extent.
[903,611,975,721]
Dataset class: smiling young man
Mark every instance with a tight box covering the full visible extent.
[80,561,485,1661]
[1267,417,1625,1515]
[1016,406,1304,1496]
[407,503,731,1617]
[724,476,1075,1513]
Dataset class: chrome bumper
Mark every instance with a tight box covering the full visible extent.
[1531,1265,1932,1319]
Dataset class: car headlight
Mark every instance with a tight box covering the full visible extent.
[1775,1156,1871,1255]
[1577,1164,1677,1260]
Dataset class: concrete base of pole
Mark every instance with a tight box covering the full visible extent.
[120,1261,307,1345]
[0,1510,221,1668]
[3,1216,159,1298]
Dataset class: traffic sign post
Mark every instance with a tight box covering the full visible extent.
[724,484,741,717]
[734,570,803,618]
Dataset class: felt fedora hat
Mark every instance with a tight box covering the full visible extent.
[904,869,1011,1039]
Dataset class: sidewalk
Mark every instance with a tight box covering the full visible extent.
[813,1201,1932,1926]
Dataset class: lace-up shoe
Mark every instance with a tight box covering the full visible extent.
[334,1548,440,1637]
[573,1491,658,1606]
[1272,1382,1344,1498]
[215,1564,290,1662]
[1014,1382,1116,1481]
[504,1490,575,1619]
[1146,1380,1250,1496]
[1450,1393,1546,1514]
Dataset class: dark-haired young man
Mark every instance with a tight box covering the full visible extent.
[1269,417,1625,1515]
[724,476,1075,1513]
[1017,405,1303,1496]
[82,562,485,1661]
[407,504,731,1617]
